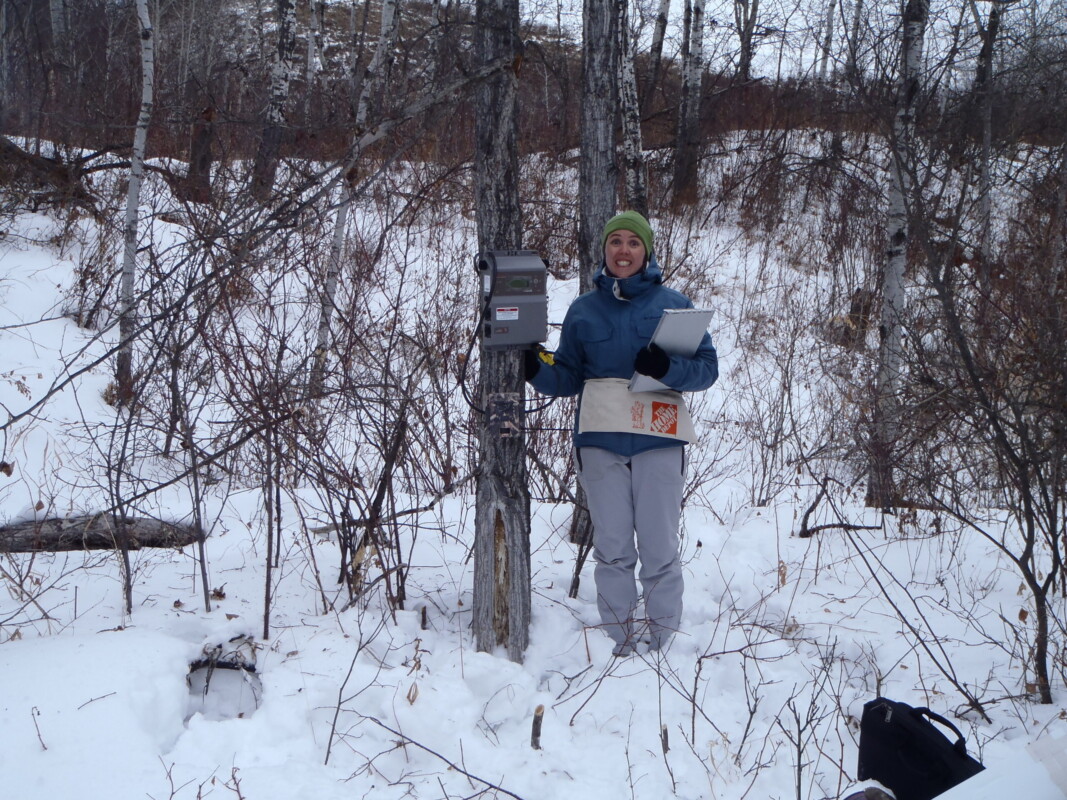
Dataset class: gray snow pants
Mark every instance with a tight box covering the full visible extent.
[575,445,686,649]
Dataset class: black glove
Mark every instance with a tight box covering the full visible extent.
[633,343,670,380]
[524,345,553,381]
[523,348,541,380]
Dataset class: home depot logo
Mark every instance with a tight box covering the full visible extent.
[651,401,679,435]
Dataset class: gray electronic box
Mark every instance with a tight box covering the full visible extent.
[477,250,548,350]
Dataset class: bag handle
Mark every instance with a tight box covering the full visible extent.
[912,706,970,755]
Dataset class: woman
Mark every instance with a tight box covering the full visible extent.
[525,210,719,656]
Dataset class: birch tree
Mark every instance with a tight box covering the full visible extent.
[116,0,155,402]
[49,0,67,53]
[473,0,529,662]
[867,0,928,508]
[308,0,399,397]
[307,0,326,83]
[672,0,705,208]
[579,0,619,286]
[618,1,648,217]
[111,0,154,614]
[251,0,298,204]
[844,0,865,83]
[818,0,836,83]
[970,0,1005,277]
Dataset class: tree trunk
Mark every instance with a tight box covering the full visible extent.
[116,0,154,403]
[1051,136,1067,283]
[251,0,298,204]
[735,0,759,83]
[309,0,399,398]
[307,0,325,83]
[0,516,202,552]
[867,0,928,508]
[569,0,619,557]
[844,0,864,84]
[970,0,1002,279]
[179,104,215,204]
[579,0,618,285]
[49,0,67,53]
[818,0,836,83]
[473,0,529,662]
[641,0,670,111]
[618,1,648,217]
[672,0,705,209]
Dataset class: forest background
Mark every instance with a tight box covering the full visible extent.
[2,1,1067,798]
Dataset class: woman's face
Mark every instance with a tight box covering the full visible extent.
[604,229,646,279]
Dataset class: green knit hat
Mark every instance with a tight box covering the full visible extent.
[602,211,654,258]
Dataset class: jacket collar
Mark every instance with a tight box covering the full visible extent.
[594,254,663,301]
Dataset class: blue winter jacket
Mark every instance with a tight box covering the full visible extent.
[529,256,719,456]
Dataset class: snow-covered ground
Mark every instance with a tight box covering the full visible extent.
[2,191,1066,800]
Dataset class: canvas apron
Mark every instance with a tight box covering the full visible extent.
[577,378,696,443]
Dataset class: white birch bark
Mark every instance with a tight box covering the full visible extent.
[818,0,836,83]
[618,1,647,217]
[473,0,529,662]
[49,0,67,50]
[672,0,705,207]
[308,0,398,397]
[268,0,298,127]
[868,0,928,507]
[307,0,326,82]
[580,0,618,283]
[116,0,154,399]
[251,0,298,203]
[844,0,864,82]
[356,0,398,130]
[969,0,1003,276]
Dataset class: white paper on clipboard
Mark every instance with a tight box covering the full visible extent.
[629,308,714,392]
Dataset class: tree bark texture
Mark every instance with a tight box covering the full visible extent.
[845,0,865,83]
[251,0,297,204]
[473,0,530,662]
[818,0,835,82]
[569,0,620,550]
[307,0,326,84]
[735,0,759,83]
[618,2,648,218]
[673,0,705,208]
[971,0,1002,275]
[49,0,68,52]
[867,0,928,507]
[116,0,154,403]
[179,104,215,204]
[0,516,202,552]
[579,0,618,285]
[642,0,671,111]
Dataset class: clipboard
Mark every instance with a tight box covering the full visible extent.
[629,308,713,392]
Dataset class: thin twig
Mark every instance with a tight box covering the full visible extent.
[357,714,528,800]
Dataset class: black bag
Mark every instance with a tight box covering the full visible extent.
[857,697,985,800]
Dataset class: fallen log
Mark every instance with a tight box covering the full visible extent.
[0,515,203,553]
[0,135,98,212]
